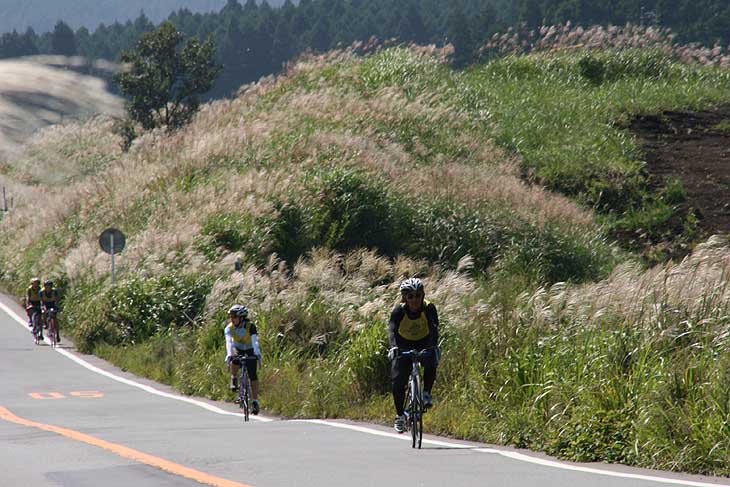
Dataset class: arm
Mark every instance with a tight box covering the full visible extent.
[426,303,439,348]
[388,306,403,349]
[224,327,234,359]
[249,323,261,357]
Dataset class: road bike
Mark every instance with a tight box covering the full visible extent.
[398,347,435,449]
[28,305,43,345]
[45,308,59,348]
[232,355,258,421]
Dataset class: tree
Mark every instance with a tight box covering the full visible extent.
[272,15,297,65]
[114,21,222,131]
[51,20,77,56]
[655,0,682,27]
[309,17,332,52]
[215,16,247,96]
[220,0,243,18]
[446,1,474,68]
[519,0,543,30]
[397,0,429,45]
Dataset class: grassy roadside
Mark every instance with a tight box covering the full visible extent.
[3,28,730,476]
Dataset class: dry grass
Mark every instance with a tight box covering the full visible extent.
[481,22,730,66]
[516,235,730,343]
[1,44,599,288]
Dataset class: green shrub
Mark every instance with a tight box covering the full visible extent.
[269,201,314,265]
[66,272,212,352]
[496,223,614,284]
[578,50,674,86]
[661,177,687,205]
[578,55,606,85]
[409,202,508,271]
[547,407,637,463]
[307,168,408,256]
[198,212,273,265]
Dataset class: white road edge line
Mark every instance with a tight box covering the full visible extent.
[4,301,729,486]
[299,417,730,486]
[0,301,271,422]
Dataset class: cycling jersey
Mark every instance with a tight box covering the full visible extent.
[40,288,59,308]
[388,300,439,348]
[27,285,42,306]
[224,321,258,352]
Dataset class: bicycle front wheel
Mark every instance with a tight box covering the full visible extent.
[48,317,58,347]
[410,376,420,448]
[32,312,42,345]
[240,373,250,422]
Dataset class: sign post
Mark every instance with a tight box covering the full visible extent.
[99,228,126,285]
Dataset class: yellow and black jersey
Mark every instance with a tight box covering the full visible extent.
[26,285,42,305]
[40,288,59,307]
[224,321,258,351]
[388,300,439,348]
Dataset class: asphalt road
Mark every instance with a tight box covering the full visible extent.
[1,296,729,487]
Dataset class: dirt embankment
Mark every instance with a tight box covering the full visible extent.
[630,106,730,250]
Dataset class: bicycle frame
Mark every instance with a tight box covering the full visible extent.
[45,308,59,348]
[30,307,42,345]
[399,348,434,449]
[233,355,257,422]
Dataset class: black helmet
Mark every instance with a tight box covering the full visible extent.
[44,280,53,287]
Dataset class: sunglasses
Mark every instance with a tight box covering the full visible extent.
[405,293,422,300]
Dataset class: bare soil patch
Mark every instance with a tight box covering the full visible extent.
[631,106,730,242]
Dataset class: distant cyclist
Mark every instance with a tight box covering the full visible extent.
[40,280,61,343]
[25,277,42,334]
[388,277,440,433]
[224,304,262,415]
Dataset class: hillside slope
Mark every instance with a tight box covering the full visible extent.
[0,57,122,165]
[3,41,730,476]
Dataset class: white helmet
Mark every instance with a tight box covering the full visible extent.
[399,278,424,294]
[228,304,249,318]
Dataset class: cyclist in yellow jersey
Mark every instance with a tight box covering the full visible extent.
[40,280,61,343]
[25,277,42,330]
[387,278,440,433]
[224,304,262,415]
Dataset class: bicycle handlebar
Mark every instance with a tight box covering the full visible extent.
[231,355,259,365]
[397,347,436,360]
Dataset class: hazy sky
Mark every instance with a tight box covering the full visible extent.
[0,1,286,34]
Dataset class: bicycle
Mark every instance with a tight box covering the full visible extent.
[231,355,258,422]
[45,308,59,348]
[398,347,435,449]
[28,305,43,345]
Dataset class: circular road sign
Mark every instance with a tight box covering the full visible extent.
[99,228,126,255]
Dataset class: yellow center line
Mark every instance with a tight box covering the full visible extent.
[0,406,253,487]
